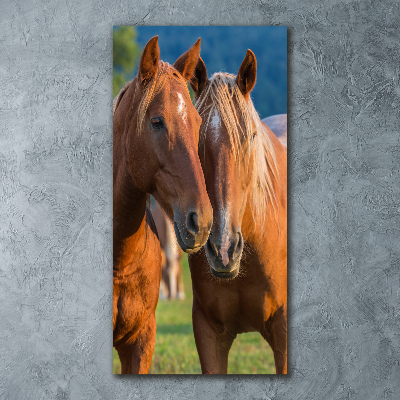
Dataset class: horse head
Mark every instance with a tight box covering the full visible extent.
[114,36,213,253]
[191,50,269,278]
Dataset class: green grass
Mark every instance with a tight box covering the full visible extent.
[113,255,275,374]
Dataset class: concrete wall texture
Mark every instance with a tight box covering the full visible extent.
[1,0,399,398]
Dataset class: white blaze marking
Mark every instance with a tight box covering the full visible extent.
[210,109,221,142]
[219,204,231,266]
[177,92,187,125]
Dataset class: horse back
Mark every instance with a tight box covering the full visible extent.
[262,114,287,147]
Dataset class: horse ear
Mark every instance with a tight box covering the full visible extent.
[236,49,257,97]
[173,38,201,81]
[190,56,208,98]
[139,36,160,84]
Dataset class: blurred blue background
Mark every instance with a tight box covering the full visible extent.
[113,26,287,118]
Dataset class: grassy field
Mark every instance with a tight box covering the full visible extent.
[113,255,275,374]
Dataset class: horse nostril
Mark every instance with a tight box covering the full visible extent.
[186,211,199,235]
[206,239,218,258]
[237,231,242,248]
[229,232,243,259]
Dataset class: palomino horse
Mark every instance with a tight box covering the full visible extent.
[188,50,287,374]
[113,36,212,374]
[152,200,185,300]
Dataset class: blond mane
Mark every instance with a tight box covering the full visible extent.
[195,73,278,226]
[113,61,190,135]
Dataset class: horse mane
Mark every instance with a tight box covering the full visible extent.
[113,61,189,134]
[195,73,278,226]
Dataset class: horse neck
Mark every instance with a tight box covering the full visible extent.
[113,158,149,267]
[113,90,149,269]
[114,160,147,228]
[242,125,287,247]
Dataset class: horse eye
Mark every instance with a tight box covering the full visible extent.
[151,117,165,130]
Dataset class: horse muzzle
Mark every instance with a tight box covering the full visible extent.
[174,209,212,253]
[205,230,243,279]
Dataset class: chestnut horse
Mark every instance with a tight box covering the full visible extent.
[113,36,212,374]
[152,200,185,300]
[188,50,287,374]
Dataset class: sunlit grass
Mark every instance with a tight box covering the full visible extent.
[113,255,275,374]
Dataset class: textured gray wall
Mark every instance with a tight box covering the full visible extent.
[1,0,399,399]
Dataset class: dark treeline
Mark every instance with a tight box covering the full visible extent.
[131,26,287,118]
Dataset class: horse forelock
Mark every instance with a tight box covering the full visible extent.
[195,72,278,227]
[113,61,190,133]
[138,61,191,134]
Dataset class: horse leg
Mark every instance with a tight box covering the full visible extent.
[159,280,165,300]
[192,299,236,374]
[116,316,157,374]
[168,260,178,299]
[163,265,171,299]
[159,250,168,299]
[177,263,185,300]
[262,306,287,374]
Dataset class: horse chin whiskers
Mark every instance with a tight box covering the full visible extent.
[206,263,246,283]
[241,241,253,259]
[207,253,245,282]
